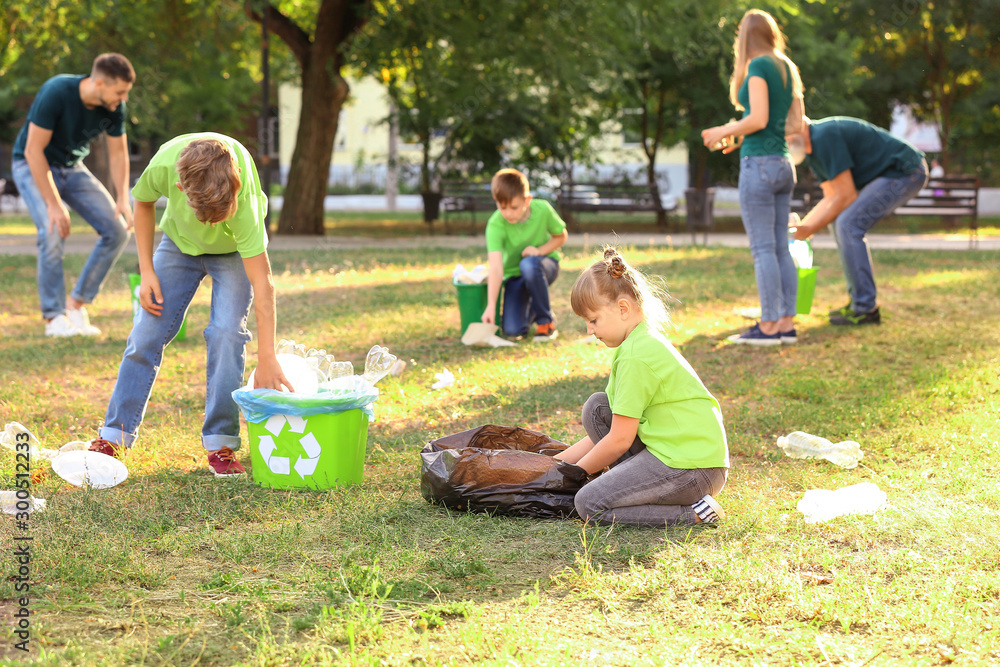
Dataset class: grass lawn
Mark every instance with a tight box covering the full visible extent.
[1,209,998,239]
[1,241,999,666]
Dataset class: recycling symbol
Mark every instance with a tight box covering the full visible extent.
[256,414,322,478]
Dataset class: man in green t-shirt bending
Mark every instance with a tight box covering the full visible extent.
[89,133,292,477]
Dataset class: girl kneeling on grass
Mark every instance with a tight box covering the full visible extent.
[554,248,730,526]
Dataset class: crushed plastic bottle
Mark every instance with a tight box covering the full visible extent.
[363,345,398,386]
[776,431,863,469]
[1,490,47,515]
[797,482,887,524]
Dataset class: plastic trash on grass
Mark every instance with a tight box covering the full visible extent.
[452,264,489,284]
[51,450,129,489]
[777,431,863,469]
[1,491,47,515]
[461,322,515,348]
[431,368,455,390]
[420,424,580,519]
[797,482,887,524]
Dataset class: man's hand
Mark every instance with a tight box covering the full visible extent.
[47,200,72,238]
[139,272,165,316]
[252,354,295,392]
[793,224,817,241]
[116,198,134,230]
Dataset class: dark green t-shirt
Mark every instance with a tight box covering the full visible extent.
[13,75,127,167]
[805,117,925,188]
[737,56,792,158]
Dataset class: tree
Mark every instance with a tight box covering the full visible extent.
[843,0,1000,173]
[248,0,369,235]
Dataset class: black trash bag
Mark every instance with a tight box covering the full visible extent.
[420,424,583,519]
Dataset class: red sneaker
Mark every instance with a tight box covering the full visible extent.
[207,447,246,478]
[89,438,127,459]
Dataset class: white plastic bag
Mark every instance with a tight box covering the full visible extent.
[797,482,887,524]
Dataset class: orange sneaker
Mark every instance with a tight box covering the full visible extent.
[533,322,558,342]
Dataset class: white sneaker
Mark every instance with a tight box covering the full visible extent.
[45,314,81,337]
[66,307,101,336]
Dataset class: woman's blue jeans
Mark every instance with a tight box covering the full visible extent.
[501,256,559,337]
[13,159,130,319]
[738,155,798,322]
[100,235,253,452]
[832,161,929,313]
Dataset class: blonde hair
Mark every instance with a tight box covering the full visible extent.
[491,168,530,206]
[176,139,241,223]
[729,9,803,112]
[571,247,670,333]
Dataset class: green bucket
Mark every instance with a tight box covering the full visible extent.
[796,267,818,315]
[247,408,369,490]
[454,280,500,336]
[129,273,187,341]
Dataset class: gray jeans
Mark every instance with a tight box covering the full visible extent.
[574,392,728,527]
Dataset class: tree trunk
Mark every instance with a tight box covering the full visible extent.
[277,66,348,235]
[249,0,368,236]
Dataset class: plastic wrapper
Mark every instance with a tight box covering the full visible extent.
[233,375,378,423]
[420,424,582,519]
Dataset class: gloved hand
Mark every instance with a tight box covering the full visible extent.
[555,461,590,485]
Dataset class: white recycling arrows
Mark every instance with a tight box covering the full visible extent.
[257,435,290,475]
[256,416,322,479]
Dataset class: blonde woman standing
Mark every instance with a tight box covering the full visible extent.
[702,9,804,346]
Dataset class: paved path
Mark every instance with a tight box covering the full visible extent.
[1,230,997,256]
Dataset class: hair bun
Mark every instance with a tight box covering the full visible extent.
[607,256,626,280]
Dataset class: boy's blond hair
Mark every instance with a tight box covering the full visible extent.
[491,168,530,206]
[571,246,670,333]
[176,139,241,223]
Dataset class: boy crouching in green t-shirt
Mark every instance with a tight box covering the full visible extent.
[89,133,292,477]
[483,169,568,342]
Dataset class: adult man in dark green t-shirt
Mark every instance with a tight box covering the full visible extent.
[788,116,927,325]
[12,53,135,338]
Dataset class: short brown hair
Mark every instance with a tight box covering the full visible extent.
[92,53,135,84]
[491,168,530,206]
[176,139,241,223]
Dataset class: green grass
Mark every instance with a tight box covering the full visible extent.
[1,209,998,239]
[1,243,999,665]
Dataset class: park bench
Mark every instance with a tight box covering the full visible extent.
[558,181,677,231]
[893,174,980,248]
[440,181,496,231]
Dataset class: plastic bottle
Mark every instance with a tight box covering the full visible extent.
[787,215,813,269]
[363,345,398,386]
[776,431,863,469]
[1,490,46,515]
[797,482,886,524]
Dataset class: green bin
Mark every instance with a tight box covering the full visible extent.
[129,272,187,341]
[454,280,500,336]
[796,267,818,315]
[247,408,369,490]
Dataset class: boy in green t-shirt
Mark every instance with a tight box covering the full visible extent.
[483,169,568,341]
[89,133,292,477]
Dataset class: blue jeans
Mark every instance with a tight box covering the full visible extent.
[12,159,130,319]
[573,392,728,526]
[738,155,798,322]
[833,161,929,313]
[100,235,253,452]
[501,256,559,337]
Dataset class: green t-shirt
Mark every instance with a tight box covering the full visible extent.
[131,133,268,258]
[485,199,567,278]
[737,56,793,158]
[806,117,925,189]
[12,75,127,167]
[606,321,729,469]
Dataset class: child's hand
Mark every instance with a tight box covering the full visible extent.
[555,461,589,485]
[521,246,540,257]
[481,307,495,324]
